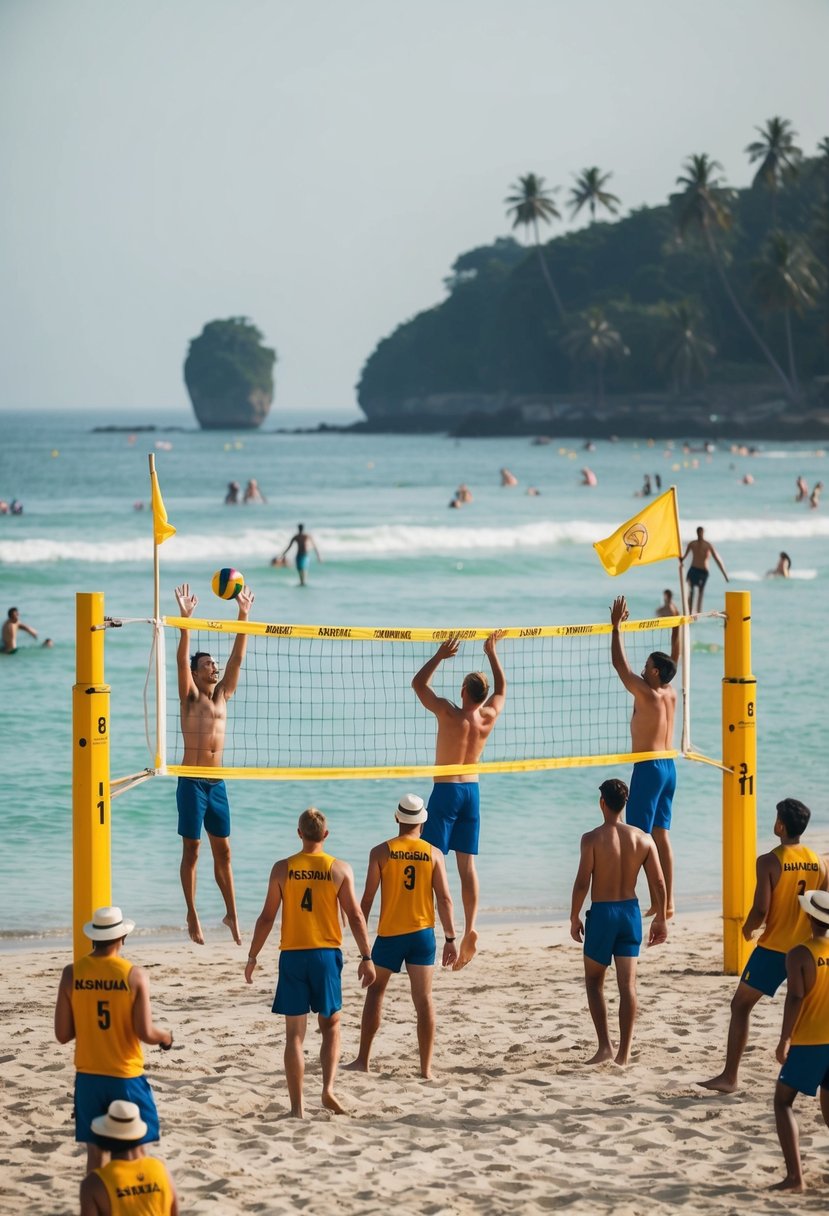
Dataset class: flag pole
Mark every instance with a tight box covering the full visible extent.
[672,486,691,754]
[148,453,162,769]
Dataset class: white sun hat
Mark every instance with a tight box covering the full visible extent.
[798,889,829,926]
[90,1100,148,1141]
[82,906,136,941]
[395,793,428,825]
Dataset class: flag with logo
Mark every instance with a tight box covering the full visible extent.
[593,486,681,576]
[150,466,176,546]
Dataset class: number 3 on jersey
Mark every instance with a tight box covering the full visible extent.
[300,886,313,912]
[403,864,416,891]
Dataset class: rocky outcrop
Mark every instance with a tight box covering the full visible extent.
[184,318,276,431]
[186,385,272,431]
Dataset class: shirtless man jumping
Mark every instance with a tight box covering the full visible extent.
[411,630,506,970]
[174,582,253,945]
[682,526,728,613]
[570,778,668,1064]
[611,596,679,917]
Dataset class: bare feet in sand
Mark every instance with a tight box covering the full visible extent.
[697,1074,739,1093]
[452,930,478,970]
[187,912,205,945]
[344,1058,368,1073]
[769,1177,804,1192]
[223,913,242,945]
[321,1092,346,1115]
[585,1045,615,1064]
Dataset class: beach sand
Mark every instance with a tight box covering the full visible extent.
[3,913,829,1215]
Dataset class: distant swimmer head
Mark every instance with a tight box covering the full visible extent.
[599,779,629,813]
[643,651,677,686]
[775,797,810,838]
[696,526,704,539]
[7,607,18,621]
[395,793,428,825]
[298,522,305,533]
[298,806,328,842]
[462,670,489,704]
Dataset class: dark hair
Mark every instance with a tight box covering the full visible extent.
[93,1134,143,1154]
[299,807,327,841]
[298,522,304,531]
[776,798,810,838]
[190,651,211,673]
[649,651,677,684]
[599,779,629,813]
[8,607,17,617]
[663,589,672,597]
[463,671,489,704]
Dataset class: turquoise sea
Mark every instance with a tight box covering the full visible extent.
[1,408,827,942]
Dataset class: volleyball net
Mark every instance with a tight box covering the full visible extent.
[142,612,706,782]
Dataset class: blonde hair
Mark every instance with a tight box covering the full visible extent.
[298,807,327,842]
[463,671,489,704]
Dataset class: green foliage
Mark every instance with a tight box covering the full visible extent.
[358,154,828,416]
[184,318,276,398]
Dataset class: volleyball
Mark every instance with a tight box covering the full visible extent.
[211,568,245,600]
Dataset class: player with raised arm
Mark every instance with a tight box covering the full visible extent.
[174,581,253,945]
[411,630,506,970]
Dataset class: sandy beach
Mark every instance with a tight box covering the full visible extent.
[2,912,829,1215]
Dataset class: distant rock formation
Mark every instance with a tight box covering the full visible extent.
[184,317,277,430]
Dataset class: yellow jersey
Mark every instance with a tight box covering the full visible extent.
[72,954,143,1078]
[792,937,829,1046]
[759,844,822,953]
[95,1157,173,1215]
[378,837,435,937]
[280,850,342,950]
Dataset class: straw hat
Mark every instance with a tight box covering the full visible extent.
[90,1100,147,1141]
[798,889,829,926]
[395,794,428,825]
[82,906,136,941]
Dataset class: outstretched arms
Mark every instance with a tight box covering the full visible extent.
[483,629,507,713]
[217,585,254,699]
[174,583,199,701]
[411,636,460,714]
[610,596,649,695]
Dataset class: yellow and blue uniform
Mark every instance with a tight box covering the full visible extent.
[94,1156,174,1215]
[583,898,642,967]
[741,844,822,996]
[72,955,159,1146]
[627,759,676,833]
[274,851,343,1018]
[422,783,480,855]
[778,937,829,1095]
[373,838,437,973]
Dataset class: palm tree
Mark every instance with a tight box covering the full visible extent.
[568,167,620,223]
[659,302,716,392]
[745,117,802,223]
[561,308,628,407]
[505,173,565,320]
[672,153,794,398]
[752,234,820,396]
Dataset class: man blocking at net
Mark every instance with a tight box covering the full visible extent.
[174,581,253,946]
[411,630,507,970]
[570,780,668,1065]
[346,793,458,1079]
[700,798,826,1094]
[610,595,679,918]
[244,808,375,1117]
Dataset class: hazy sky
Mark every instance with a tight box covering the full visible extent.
[2,0,828,415]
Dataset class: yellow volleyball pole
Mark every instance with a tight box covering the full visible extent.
[721,590,757,974]
[72,592,112,959]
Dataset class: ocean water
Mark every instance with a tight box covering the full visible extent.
[1,408,827,941]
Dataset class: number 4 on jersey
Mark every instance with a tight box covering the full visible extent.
[300,887,313,912]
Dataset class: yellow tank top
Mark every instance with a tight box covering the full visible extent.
[759,844,822,953]
[95,1157,173,1215]
[72,954,143,1078]
[280,850,342,950]
[378,837,435,937]
[792,937,829,1046]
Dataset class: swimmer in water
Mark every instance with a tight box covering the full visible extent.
[767,553,792,579]
[1,607,38,654]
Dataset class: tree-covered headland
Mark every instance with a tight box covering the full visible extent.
[184,318,277,430]
[358,120,829,436]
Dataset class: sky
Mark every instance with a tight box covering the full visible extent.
[1,0,828,417]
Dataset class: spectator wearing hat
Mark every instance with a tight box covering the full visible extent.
[345,793,458,1079]
[79,1100,178,1215]
[772,888,829,1192]
[54,906,174,1174]
[244,808,375,1117]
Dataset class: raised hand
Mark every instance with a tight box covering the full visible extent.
[436,634,461,660]
[236,585,254,616]
[175,583,198,618]
[483,628,506,657]
[610,595,629,628]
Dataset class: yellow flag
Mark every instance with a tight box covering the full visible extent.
[150,469,176,546]
[593,487,680,576]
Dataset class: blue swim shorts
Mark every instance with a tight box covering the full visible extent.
[778,1043,829,1096]
[627,759,676,833]
[75,1072,159,1145]
[583,898,642,968]
[740,944,787,997]
[687,566,709,589]
[176,777,231,840]
[421,783,480,855]
[273,948,343,1018]
[372,928,436,973]
[296,552,309,572]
